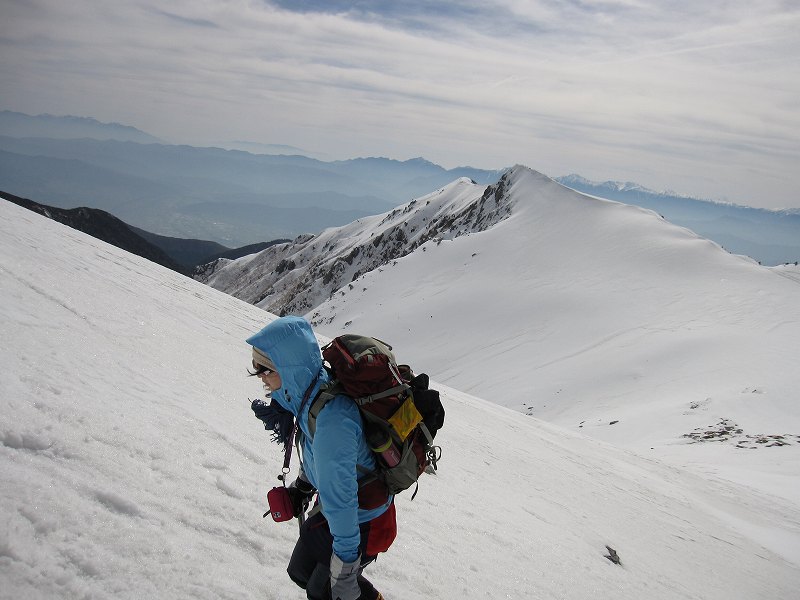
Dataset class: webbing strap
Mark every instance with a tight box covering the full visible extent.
[282,423,296,475]
[354,383,410,406]
[281,374,320,477]
[419,422,433,445]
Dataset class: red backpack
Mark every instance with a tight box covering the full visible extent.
[308,335,445,502]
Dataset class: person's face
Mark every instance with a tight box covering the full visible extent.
[253,360,282,390]
[257,368,281,390]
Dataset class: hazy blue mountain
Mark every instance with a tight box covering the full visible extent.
[0,136,497,204]
[329,156,501,202]
[0,110,161,143]
[213,140,317,157]
[0,134,502,246]
[0,148,185,217]
[557,175,800,265]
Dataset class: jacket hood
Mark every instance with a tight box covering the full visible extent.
[246,316,326,414]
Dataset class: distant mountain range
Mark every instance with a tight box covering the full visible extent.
[0,111,502,247]
[556,175,800,266]
[0,110,162,144]
[1,110,797,264]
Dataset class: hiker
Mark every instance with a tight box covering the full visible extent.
[247,316,395,600]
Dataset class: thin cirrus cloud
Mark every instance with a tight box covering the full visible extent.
[0,0,798,207]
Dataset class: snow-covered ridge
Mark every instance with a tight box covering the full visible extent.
[198,171,516,315]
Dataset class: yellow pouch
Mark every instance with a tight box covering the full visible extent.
[388,395,423,441]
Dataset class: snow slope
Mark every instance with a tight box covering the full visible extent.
[2,199,800,598]
[308,167,800,508]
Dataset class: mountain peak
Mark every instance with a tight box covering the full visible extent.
[404,157,437,167]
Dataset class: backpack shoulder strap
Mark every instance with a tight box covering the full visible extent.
[307,381,341,438]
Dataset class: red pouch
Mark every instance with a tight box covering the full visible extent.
[267,486,294,522]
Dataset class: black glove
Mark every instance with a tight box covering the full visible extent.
[287,476,316,517]
[250,398,295,447]
[251,397,272,421]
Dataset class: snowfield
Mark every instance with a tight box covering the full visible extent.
[2,197,800,599]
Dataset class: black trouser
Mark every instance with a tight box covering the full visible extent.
[287,511,380,600]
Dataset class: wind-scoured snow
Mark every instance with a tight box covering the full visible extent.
[2,199,799,598]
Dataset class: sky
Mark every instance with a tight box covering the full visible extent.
[1,0,799,208]
[3,198,800,598]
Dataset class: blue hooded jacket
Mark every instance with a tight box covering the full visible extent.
[246,316,391,562]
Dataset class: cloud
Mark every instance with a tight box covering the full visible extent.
[148,8,221,29]
[0,0,798,207]
[268,0,507,34]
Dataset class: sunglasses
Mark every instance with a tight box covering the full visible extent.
[249,360,275,377]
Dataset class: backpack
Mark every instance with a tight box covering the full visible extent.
[308,334,445,501]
